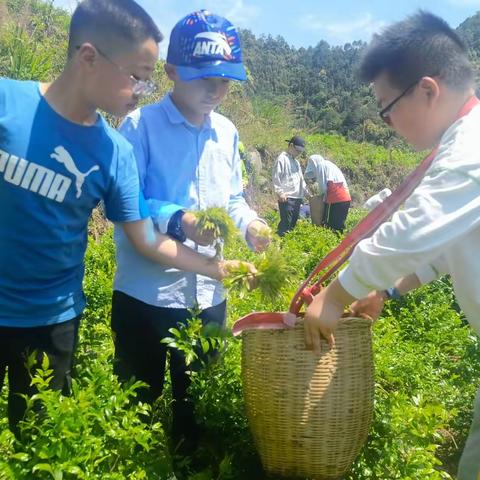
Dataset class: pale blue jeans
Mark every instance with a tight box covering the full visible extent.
[458,386,480,480]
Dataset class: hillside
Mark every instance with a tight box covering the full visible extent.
[0,0,476,206]
[241,12,480,145]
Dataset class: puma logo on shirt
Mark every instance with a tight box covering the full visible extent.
[50,146,99,198]
[0,145,99,202]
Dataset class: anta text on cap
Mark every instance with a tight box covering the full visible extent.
[166,10,247,82]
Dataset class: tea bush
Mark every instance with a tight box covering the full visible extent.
[1,211,480,480]
[2,213,480,479]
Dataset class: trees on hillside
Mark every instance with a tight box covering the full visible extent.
[240,16,480,145]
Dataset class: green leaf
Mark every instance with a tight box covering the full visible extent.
[11,453,29,462]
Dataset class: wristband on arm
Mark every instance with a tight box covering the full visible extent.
[167,209,187,243]
[384,286,401,300]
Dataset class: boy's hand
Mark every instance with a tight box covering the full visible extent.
[349,290,385,321]
[218,260,258,290]
[278,194,287,203]
[304,289,342,352]
[246,220,271,252]
[303,279,355,353]
[182,212,216,246]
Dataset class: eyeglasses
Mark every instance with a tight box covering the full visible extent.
[79,45,157,97]
[379,79,419,126]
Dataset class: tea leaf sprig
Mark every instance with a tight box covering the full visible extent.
[193,207,239,257]
[224,245,291,300]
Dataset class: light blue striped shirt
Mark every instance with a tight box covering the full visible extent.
[113,93,260,309]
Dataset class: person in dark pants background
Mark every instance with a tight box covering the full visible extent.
[273,135,308,236]
[304,154,351,232]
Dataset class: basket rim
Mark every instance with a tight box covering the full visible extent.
[232,312,373,337]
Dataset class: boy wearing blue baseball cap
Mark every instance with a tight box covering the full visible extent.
[112,10,270,453]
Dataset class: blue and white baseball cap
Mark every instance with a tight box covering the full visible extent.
[166,10,247,82]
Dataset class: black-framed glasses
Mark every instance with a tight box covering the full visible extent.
[78,45,157,97]
[379,79,419,126]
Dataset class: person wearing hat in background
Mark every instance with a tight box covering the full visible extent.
[304,154,351,232]
[112,9,270,455]
[272,135,308,236]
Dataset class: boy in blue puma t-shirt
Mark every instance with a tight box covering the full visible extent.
[0,0,252,434]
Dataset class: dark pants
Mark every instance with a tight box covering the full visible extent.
[0,317,80,434]
[111,290,226,448]
[277,197,302,237]
[323,201,351,232]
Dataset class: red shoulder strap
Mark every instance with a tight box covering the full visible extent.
[289,96,480,315]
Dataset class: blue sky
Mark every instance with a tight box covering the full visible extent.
[53,0,480,57]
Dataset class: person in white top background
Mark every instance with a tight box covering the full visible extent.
[362,187,392,211]
[304,154,351,231]
[272,135,308,236]
[304,11,480,480]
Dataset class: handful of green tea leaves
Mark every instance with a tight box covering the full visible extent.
[307,180,321,196]
[193,207,288,299]
[193,207,239,257]
[224,246,290,300]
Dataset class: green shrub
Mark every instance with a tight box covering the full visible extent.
[1,212,479,480]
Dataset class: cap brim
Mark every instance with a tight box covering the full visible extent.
[175,62,247,81]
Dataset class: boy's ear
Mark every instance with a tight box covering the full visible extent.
[76,43,98,71]
[419,76,440,104]
[164,63,178,81]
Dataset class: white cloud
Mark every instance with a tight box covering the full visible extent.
[52,0,77,12]
[298,12,386,44]
[191,0,261,28]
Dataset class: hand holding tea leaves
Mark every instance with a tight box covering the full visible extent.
[190,207,286,299]
[223,245,291,300]
[246,220,272,252]
[219,259,258,290]
[189,207,239,257]
[182,211,217,246]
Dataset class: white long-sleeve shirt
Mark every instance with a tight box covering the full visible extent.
[272,151,307,198]
[362,188,392,211]
[339,103,480,334]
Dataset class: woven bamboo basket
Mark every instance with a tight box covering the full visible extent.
[239,316,374,480]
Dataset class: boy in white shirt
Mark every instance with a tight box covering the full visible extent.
[304,12,480,479]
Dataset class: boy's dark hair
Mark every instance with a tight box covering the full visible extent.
[359,11,474,91]
[67,0,163,59]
